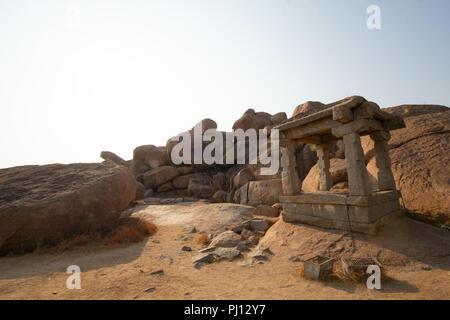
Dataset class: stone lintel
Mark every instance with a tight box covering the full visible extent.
[286,118,341,140]
[331,118,384,138]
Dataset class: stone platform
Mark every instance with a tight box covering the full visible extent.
[280,190,403,235]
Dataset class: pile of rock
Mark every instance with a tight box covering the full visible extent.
[191,215,276,268]
[102,111,288,207]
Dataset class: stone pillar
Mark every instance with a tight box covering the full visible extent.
[315,145,333,191]
[342,132,372,196]
[370,131,396,191]
[281,140,300,196]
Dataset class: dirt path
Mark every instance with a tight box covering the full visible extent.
[0,203,449,300]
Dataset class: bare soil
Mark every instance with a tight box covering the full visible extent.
[0,202,449,300]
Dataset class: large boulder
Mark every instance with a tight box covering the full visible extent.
[133,145,169,170]
[100,151,128,166]
[166,119,226,166]
[232,109,272,132]
[301,158,348,192]
[382,104,448,118]
[233,167,255,189]
[172,174,194,189]
[142,166,179,189]
[136,181,146,200]
[366,108,450,227]
[292,101,328,118]
[0,162,136,255]
[295,143,318,181]
[247,179,283,207]
[187,173,214,199]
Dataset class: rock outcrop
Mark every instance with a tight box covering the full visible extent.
[366,107,450,227]
[0,162,136,255]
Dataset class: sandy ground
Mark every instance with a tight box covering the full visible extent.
[0,202,449,300]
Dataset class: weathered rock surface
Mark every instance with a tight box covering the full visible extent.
[172,174,194,189]
[213,247,241,260]
[233,167,254,189]
[252,205,279,217]
[382,104,448,119]
[136,181,146,200]
[142,166,179,189]
[100,151,128,166]
[246,179,283,206]
[133,145,169,170]
[187,173,213,199]
[232,109,272,132]
[211,190,228,203]
[209,230,241,248]
[368,110,449,226]
[0,162,136,255]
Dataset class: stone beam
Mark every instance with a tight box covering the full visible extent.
[331,118,384,138]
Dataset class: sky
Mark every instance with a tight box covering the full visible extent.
[0,0,449,168]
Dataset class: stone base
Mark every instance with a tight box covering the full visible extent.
[280,190,403,235]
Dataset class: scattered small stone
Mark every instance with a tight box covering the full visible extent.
[150,269,164,275]
[184,292,191,296]
[152,239,160,244]
[182,246,192,252]
[209,230,241,248]
[144,287,156,293]
[237,259,254,267]
[257,261,264,264]
[229,220,250,233]
[199,246,217,253]
[237,243,250,252]
[184,226,197,233]
[248,248,268,261]
[192,253,215,265]
[160,254,173,264]
[289,256,302,262]
[182,236,191,241]
[213,247,241,260]
[53,291,57,295]
[240,229,254,240]
[421,266,432,271]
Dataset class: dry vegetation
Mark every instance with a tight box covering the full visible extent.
[195,234,210,246]
[32,218,158,255]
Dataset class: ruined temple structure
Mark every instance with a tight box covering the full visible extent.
[274,96,406,235]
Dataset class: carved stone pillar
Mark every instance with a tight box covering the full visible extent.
[281,140,300,196]
[315,144,333,191]
[342,132,372,196]
[370,131,396,191]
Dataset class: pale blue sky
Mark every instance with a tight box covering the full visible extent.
[1,0,449,168]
